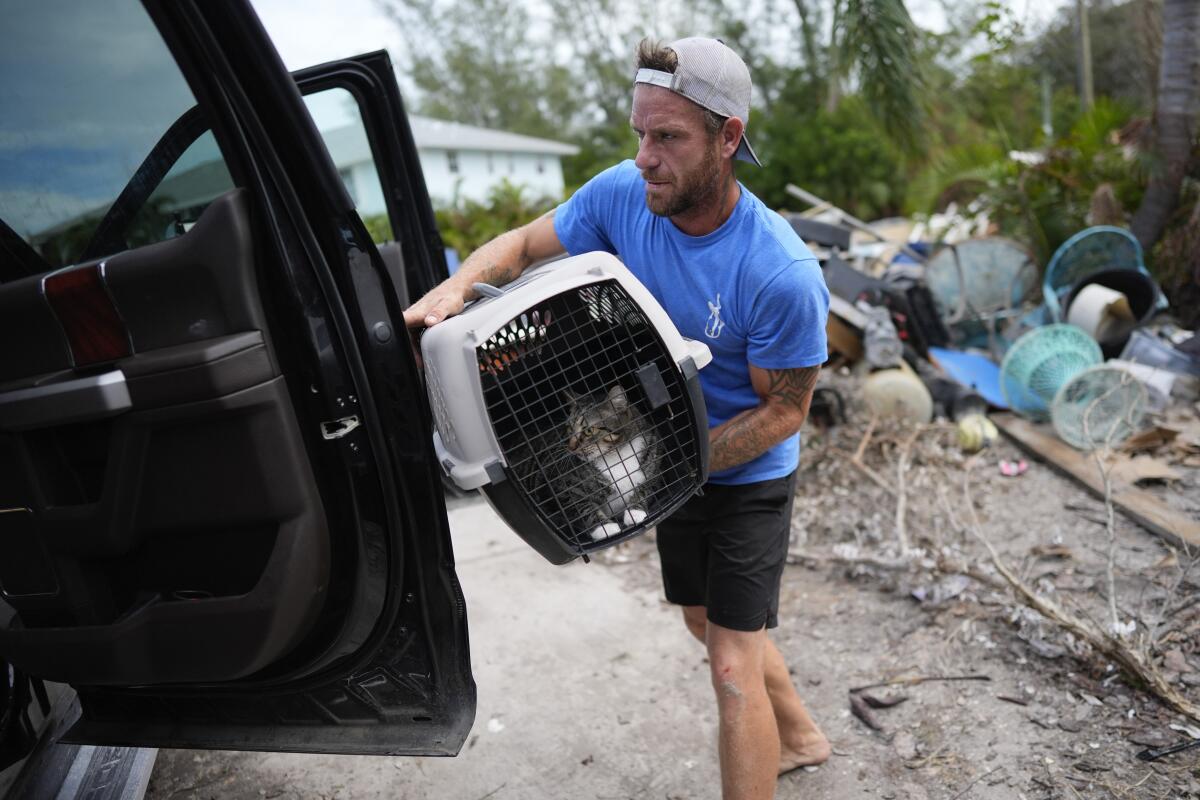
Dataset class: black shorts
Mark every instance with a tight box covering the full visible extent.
[656,471,797,632]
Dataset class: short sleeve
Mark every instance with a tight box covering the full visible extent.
[553,163,624,256]
[747,258,830,369]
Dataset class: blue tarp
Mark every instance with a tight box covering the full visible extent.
[929,347,1008,409]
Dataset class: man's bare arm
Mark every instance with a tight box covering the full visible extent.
[707,365,821,473]
[402,209,566,327]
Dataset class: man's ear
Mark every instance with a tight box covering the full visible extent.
[721,116,745,161]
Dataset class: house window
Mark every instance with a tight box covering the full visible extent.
[507,154,515,174]
[447,150,460,173]
[536,156,545,174]
[486,152,494,174]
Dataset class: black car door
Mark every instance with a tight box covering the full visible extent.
[0,0,474,756]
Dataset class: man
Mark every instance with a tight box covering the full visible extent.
[404,37,831,800]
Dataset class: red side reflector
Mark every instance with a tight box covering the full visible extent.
[43,264,132,367]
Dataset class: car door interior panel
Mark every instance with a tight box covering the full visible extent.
[0,0,475,762]
[0,190,330,685]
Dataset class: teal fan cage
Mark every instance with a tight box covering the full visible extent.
[1000,324,1103,420]
[1051,365,1147,450]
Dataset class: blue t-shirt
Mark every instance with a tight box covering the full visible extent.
[554,160,830,485]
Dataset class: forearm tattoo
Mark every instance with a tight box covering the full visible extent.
[709,365,821,472]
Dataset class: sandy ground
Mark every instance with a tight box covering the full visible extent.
[148,426,1200,799]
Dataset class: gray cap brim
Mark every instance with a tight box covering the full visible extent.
[736,133,762,166]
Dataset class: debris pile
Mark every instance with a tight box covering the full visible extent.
[781,184,1200,784]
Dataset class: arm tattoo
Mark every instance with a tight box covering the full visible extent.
[709,411,774,472]
[765,365,820,410]
[708,365,821,472]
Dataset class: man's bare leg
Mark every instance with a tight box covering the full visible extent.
[682,607,830,776]
[706,622,779,800]
[763,637,831,772]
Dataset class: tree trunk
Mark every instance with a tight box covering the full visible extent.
[1131,0,1200,252]
[791,0,822,87]
[1077,0,1095,111]
[825,0,844,112]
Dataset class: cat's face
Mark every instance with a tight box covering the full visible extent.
[566,385,634,456]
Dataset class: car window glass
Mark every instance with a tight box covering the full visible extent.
[0,0,233,271]
[126,130,236,246]
[303,88,396,244]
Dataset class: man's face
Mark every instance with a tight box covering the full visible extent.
[630,85,724,218]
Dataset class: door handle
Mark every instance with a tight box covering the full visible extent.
[0,370,131,431]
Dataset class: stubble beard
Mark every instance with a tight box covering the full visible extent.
[643,143,723,218]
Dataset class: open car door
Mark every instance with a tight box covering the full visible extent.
[0,0,473,761]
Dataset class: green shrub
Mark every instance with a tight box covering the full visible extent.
[434,179,557,258]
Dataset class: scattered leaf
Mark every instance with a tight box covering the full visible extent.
[1031,544,1073,560]
[1120,426,1179,454]
[860,692,909,709]
[1109,456,1183,486]
[849,693,884,731]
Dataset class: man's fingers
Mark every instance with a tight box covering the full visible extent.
[402,294,458,328]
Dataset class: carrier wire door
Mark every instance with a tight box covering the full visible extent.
[422,253,712,564]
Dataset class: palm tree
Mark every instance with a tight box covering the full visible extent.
[1131,0,1200,251]
[790,0,926,148]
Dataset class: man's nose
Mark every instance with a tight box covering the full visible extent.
[634,138,658,171]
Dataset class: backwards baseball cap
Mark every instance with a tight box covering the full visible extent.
[633,37,761,166]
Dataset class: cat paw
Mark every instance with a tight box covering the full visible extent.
[622,508,647,526]
[590,522,622,541]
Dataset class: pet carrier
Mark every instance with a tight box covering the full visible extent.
[421,252,713,564]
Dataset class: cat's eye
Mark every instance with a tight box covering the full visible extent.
[584,426,596,436]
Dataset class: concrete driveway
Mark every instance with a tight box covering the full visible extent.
[149,497,732,799]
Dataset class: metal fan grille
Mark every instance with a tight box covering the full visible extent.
[1051,366,1147,450]
[477,280,702,551]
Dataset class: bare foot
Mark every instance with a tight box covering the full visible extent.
[778,730,832,775]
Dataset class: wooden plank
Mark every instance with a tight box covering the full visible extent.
[826,315,863,362]
[828,294,869,329]
[992,413,1200,551]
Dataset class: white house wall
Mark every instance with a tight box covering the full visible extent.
[416,149,567,207]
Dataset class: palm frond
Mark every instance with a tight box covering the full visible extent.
[836,0,927,151]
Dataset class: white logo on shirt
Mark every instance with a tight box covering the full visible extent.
[705,294,725,339]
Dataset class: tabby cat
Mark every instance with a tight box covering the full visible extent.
[511,384,659,543]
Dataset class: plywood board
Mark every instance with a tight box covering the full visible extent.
[992,413,1200,551]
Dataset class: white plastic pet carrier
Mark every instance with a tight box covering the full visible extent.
[421,252,712,564]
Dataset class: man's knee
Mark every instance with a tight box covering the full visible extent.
[705,624,766,702]
[681,606,707,642]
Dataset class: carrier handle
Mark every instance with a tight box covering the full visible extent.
[471,282,506,299]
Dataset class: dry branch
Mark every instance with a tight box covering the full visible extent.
[958,464,1200,724]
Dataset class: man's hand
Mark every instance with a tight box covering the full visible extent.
[402,210,566,329]
[403,281,468,328]
[708,364,821,473]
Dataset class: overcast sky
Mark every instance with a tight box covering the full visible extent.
[250,0,1069,83]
